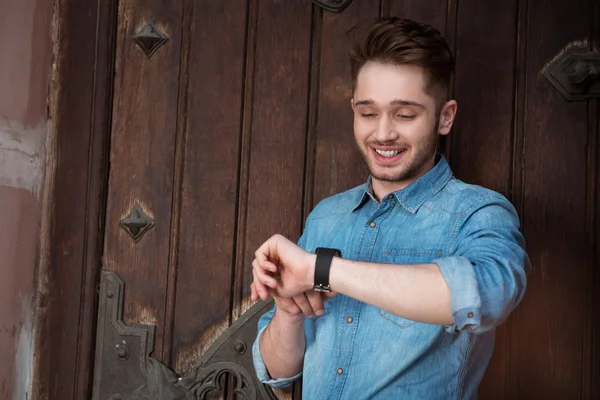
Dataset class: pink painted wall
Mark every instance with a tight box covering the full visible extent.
[0,0,54,398]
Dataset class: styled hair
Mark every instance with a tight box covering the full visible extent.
[348,17,454,106]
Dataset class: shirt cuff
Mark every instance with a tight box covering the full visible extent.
[433,256,482,333]
[252,324,303,388]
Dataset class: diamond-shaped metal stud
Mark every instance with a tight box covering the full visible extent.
[132,20,168,58]
[120,204,155,243]
[311,0,354,13]
[543,47,600,102]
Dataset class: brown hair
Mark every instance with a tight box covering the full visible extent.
[348,17,454,106]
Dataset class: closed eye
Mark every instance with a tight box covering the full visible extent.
[398,114,416,120]
[361,113,377,118]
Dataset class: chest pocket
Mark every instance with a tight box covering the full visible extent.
[380,248,445,329]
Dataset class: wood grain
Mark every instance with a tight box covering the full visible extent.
[511,0,592,397]
[170,0,248,374]
[36,0,116,398]
[239,0,313,316]
[450,1,519,396]
[311,0,378,208]
[102,0,183,361]
[387,0,447,31]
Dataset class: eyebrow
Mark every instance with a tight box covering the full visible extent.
[354,99,425,108]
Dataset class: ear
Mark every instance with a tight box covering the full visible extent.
[351,98,355,112]
[437,100,457,135]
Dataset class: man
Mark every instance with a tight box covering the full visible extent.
[250,17,529,400]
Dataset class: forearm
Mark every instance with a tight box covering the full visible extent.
[259,308,306,379]
[329,258,453,325]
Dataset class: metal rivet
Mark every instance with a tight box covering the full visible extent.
[117,345,130,360]
[337,368,343,375]
[234,340,247,354]
[467,312,474,319]
[346,317,353,323]
[369,222,376,228]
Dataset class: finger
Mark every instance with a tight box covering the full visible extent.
[306,291,325,316]
[324,291,338,298]
[252,269,269,301]
[252,259,279,289]
[253,260,279,289]
[255,237,276,264]
[292,293,315,318]
[250,282,257,302]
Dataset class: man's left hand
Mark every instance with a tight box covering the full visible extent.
[251,234,316,300]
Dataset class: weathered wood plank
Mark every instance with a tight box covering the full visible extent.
[238,0,313,317]
[311,0,379,207]
[450,0,519,396]
[36,0,116,398]
[170,0,248,374]
[510,0,592,397]
[102,0,183,361]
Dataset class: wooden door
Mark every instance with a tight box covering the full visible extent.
[86,0,600,399]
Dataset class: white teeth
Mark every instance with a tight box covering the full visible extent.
[375,149,402,157]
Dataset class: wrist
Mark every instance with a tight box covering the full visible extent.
[305,253,316,291]
[274,306,305,323]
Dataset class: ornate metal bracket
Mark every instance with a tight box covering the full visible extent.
[120,204,155,243]
[132,20,169,58]
[311,0,354,13]
[92,271,277,400]
[543,47,600,101]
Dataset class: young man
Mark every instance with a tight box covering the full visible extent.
[250,17,529,399]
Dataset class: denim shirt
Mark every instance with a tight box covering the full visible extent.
[252,156,529,400]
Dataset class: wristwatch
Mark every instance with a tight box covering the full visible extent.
[313,247,342,292]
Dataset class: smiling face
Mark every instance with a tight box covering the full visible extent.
[352,61,456,198]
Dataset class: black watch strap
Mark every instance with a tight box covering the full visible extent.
[313,247,342,292]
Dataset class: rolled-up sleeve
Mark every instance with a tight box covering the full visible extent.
[433,196,530,334]
[252,307,303,387]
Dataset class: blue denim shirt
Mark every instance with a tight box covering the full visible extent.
[252,155,529,399]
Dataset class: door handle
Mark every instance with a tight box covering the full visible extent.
[543,47,600,101]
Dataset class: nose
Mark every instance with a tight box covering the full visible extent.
[374,114,399,143]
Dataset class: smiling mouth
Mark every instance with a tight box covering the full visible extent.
[374,148,406,158]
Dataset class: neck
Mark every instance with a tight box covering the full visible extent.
[371,156,437,201]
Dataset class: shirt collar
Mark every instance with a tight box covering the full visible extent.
[352,154,453,213]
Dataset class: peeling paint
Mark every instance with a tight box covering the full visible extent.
[13,295,33,400]
[0,118,46,198]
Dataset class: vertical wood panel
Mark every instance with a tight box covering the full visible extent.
[170,0,248,373]
[233,0,258,323]
[102,0,183,361]
[40,0,117,398]
[238,0,313,317]
[588,4,600,395]
[450,1,519,397]
[387,0,447,31]
[512,0,592,397]
[312,0,379,207]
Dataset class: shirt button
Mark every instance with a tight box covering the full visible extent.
[346,317,353,323]
[337,368,343,375]
[388,194,393,199]
[369,221,376,228]
[467,312,474,318]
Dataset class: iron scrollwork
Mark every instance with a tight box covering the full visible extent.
[311,0,354,13]
[92,271,278,400]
